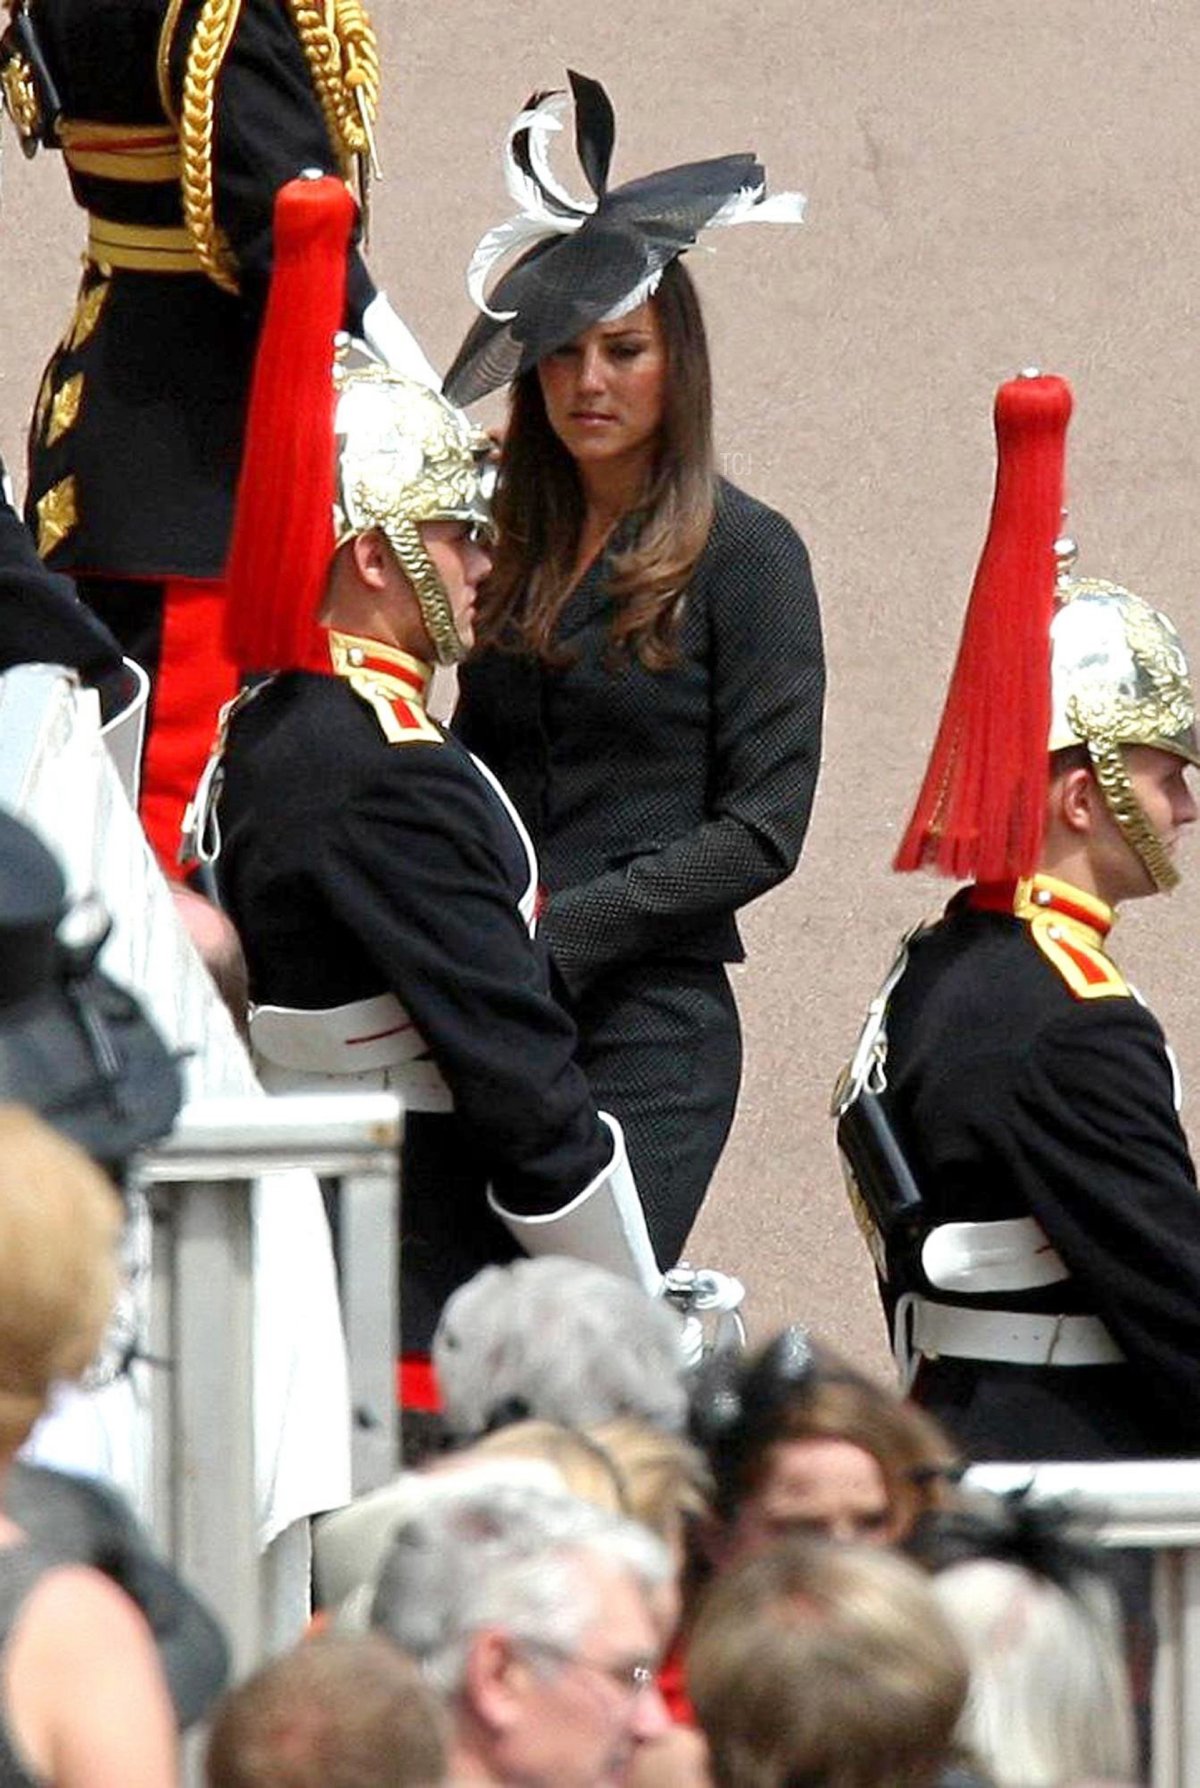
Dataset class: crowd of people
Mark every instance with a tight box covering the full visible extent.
[1,2,1198,1785]
[0,1135,1147,1788]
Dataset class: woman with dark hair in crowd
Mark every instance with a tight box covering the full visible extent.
[624,1325,961,1767]
[690,1327,961,1564]
[446,72,824,1268]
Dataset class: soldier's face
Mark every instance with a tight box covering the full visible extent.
[420,520,494,651]
[1097,745,1197,900]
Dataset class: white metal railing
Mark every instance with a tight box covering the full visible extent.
[967,1460,1200,1788]
[135,1093,401,1675]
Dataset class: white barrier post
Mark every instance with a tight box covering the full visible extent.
[139,1093,401,1672]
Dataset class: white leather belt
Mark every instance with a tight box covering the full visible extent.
[252,993,427,1071]
[921,1215,1069,1294]
[906,1294,1125,1369]
[250,994,452,1113]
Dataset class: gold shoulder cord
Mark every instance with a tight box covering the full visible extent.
[179,0,244,293]
[169,0,379,295]
[286,0,380,179]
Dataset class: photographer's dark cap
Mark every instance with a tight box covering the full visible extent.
[0,809,182,1166]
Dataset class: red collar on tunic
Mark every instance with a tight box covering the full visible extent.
[967,873,1114,946]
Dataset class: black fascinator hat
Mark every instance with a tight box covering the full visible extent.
[443,70,805,407]
[905,1487,1113,1595]
[690,1326,826,1519]
[0,809,182,1170]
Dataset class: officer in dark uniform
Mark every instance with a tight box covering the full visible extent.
[835,371,1200,1463]
[193,178,660,1365]
[0,0,434,872]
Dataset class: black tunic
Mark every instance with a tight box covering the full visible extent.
[454,479,824,1257]
[216,654,612,1349]
[879,876,1200,1462]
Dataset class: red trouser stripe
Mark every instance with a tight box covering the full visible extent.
[397,1353,441,1413]
[139,578,238,878]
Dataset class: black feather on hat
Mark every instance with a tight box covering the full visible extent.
[443,70,806,407]
[905,1488,1113,1596]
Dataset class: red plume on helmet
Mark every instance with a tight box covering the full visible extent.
[223,174,356,674]
[894,371,1073,882]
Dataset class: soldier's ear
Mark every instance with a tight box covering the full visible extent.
[349,528,393,589]
[1057,763,1101,836]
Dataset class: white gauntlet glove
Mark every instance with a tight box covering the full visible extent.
[488,1113,662,1296]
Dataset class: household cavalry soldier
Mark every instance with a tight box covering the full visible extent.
[0,0,435,874]
[186,176,661,1389]
[834,370,1200,1462]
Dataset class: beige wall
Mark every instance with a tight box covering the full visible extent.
[4,1,1200,1371]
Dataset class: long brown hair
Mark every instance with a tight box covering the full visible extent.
[476,258,716,670]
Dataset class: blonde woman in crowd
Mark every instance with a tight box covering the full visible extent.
[0,1107,177,1788]
[467,1417,711,1560]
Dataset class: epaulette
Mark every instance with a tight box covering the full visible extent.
[1029,912,1129,1001]
[346,674,442,747]
[328,633,440,745]
[1,5,61,153]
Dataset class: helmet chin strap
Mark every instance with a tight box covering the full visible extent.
[386,516,469,667]
[1087,739,1180,893]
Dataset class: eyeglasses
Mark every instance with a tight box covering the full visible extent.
[516,1638,657,1697]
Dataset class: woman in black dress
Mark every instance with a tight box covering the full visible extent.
[447,74,825,1267]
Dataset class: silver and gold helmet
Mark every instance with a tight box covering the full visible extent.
[896,371,1197,892]
[333,349,495,665]
[1050,544,1199,890]
[224,176,493,677]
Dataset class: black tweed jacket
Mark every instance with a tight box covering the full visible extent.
[455,480,825,997]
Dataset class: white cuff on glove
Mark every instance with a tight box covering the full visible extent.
[488,1113,663,1296]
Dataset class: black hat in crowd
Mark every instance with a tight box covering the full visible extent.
[443,69,806,406]
[0,808,181,1169]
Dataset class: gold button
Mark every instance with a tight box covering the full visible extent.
[348,646,364,666]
